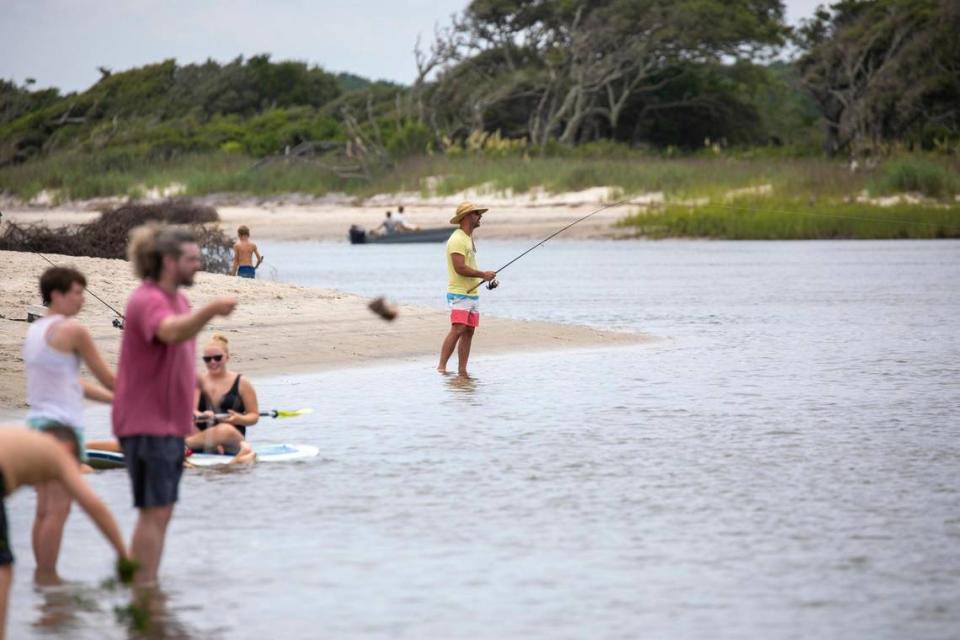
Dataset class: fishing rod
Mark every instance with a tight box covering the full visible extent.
[32,250,126,329]
[0,211,127,328]
[465,197,950,290]
[466,198,631,293]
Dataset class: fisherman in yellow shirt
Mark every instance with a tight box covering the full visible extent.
[437,202,497,377]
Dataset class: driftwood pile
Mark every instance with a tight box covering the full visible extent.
[0,200,233,274]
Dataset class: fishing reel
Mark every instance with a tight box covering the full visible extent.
[486,278,499,290]
[112,318,124,330]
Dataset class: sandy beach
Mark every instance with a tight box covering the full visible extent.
[0,250,645,411]
[0,188,658,242]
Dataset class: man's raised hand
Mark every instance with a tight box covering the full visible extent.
[208,297,238,317]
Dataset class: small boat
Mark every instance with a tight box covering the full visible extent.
[349,225,450,245]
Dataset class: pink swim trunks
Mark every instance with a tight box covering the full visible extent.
[447,293,480,328]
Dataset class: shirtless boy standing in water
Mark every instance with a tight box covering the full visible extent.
[231,226,263,279]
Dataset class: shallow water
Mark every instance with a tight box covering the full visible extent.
[5,239,960,639]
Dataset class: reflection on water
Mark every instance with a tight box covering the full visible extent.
[28,576,199,640]
[442,373,480,395]
[5,239,960,639]
[32,574,86,634]
[116,587,198,640]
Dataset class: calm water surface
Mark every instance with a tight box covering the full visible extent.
[5,239,960,639]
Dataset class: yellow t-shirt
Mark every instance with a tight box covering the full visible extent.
[446,229,481,295]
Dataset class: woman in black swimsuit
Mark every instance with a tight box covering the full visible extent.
[187,334,258,462]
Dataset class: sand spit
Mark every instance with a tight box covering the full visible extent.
[1,186,666,242]
[0,251,647,410]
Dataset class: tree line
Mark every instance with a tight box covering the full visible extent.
[1,0,957,169]
[413,0,958,154]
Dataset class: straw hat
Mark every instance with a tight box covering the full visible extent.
[450,201,489,225]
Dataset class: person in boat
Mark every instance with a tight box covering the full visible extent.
[188,333,259,457]
[112,224,239,585]
[1,427,130,639]
[23,266,115,577]
[437,202,497,377]
[372,210,400,236]
[231,225,263,279]
[394,205,420,231]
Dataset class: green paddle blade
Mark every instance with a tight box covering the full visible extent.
[273,408,314,418]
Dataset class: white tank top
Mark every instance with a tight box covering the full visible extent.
[23,314,85,429]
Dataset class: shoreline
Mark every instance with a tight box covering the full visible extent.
[0,251,649,411]
[0,190,652,241]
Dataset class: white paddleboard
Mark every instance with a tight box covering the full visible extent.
[187,443,320,467]
[86,449,125,470]
[86,443,319,470]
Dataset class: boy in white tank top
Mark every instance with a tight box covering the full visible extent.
[23,266,115,578]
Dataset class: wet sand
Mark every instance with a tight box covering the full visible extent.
[0,251,646,410]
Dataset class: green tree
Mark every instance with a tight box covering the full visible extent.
[420,0,790,148]
[0,57,345,164]
[798,0,960,155]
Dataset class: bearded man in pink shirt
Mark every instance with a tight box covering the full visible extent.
[112,225,237,585]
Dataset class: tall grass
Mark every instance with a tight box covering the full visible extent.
[0,152,368,202]
[365,154,861,200]
[619,196,960,239]
[0,150,954,206]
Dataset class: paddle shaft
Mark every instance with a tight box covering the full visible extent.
[195,410,292,425]
[209,410,279,421]
[196,408,313,422]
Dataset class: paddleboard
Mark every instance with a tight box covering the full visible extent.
[85,444,319,470]
[188,443,320,467]
[87,449,125,470]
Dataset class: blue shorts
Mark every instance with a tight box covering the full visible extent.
[120,436,185,509]
[237,266,256,279]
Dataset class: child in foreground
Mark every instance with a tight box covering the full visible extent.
[0,427,133,640]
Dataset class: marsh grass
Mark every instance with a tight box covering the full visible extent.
[360,155,866,201]
[0,150,954,219]
[619,196,960,239]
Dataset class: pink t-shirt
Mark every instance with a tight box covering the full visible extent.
[112,281,196,438]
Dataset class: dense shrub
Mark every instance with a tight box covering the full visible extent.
[0,57,345,166]
[870,157,960,199]
[0,200,233,273]
[386,122,434,158]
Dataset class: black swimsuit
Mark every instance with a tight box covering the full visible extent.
[0,470,12,565]
[197,374,247,437]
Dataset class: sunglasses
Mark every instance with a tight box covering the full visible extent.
[202,354,224,363]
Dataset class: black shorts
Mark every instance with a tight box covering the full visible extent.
[119,436,185,509]
[0,471,12,566]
